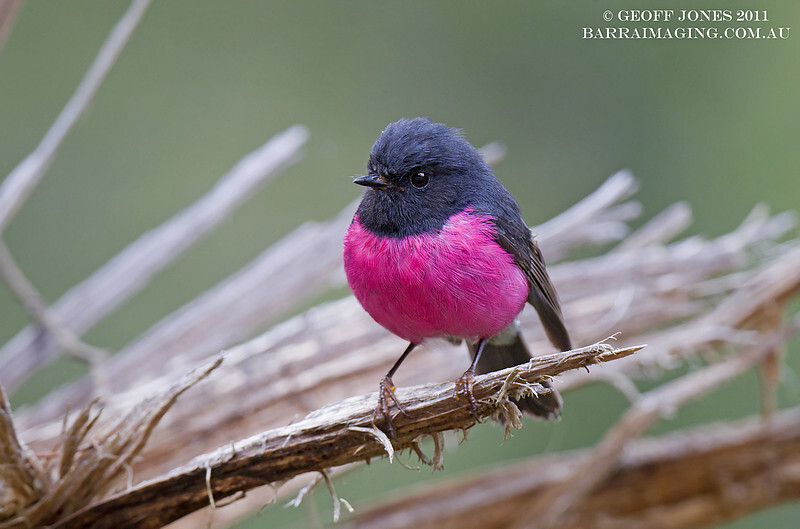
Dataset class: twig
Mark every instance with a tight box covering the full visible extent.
[614,201,692,250]
[348,426,394,463]
[0,124,309,394]
[535,170,640,260]
[46,345,640,529]
[286,473,323,510]
[0,0,153,394]
[0,239,109,389]
[109,197,355,383]
[0,356,222,529]
[321,469,346,522]
[0,383,49,520]
[205,464,216,510]
[597,243,800,383]
[0,0,153,232]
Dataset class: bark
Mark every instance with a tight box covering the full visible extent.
[48,345,639,529]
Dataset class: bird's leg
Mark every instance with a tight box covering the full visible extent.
[455,338,486,421]
[374,342,417,439]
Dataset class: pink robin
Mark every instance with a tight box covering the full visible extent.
[344,118,571,438]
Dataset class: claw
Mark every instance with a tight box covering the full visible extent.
[454,370,482,423]
[373,375,408,439]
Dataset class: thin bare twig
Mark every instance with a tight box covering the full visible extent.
[0,0,153,232]
[0,0,153,400]
[286,469,352,523]
[614,201,692,251]
[0,239,109,387]
[535,170,640,260]
[477,141,507,166]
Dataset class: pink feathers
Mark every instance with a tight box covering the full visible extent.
[343,208,529,343]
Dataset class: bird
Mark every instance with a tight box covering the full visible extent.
[343,117,572,438]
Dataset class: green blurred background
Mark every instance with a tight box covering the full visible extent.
[1,1,799,527]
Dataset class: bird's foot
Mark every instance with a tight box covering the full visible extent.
[454,369,482,422]
[373,375,408,439]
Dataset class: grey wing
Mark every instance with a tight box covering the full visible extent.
[525,239,572,351]
[493,217,572,352]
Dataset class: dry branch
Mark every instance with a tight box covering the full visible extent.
[0,0,307,394]
[0,239,109,376]
[0,0,153,232]
[534,170,641,260]
[342,406,800,529]
[562,241,800,392]
[0,0,153,395]
[0,384,48,522]
[45,343,640,529]
[108,199,357,381]
[0,357,221,529]
[522,320,799,529]
[0,124,309,394]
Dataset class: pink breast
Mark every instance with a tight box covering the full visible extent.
[343,208,529,343]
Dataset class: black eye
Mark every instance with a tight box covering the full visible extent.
[411,171,430,188]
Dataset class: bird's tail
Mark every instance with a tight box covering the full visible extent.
[468,322,562,419]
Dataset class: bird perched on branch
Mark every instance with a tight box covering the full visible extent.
[344,118,571,437]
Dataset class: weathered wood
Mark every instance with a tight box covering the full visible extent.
[342,407,800,529]
[50,344,640,529]
[2,172,798,529]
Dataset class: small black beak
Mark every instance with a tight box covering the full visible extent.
[353,174,391,189]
